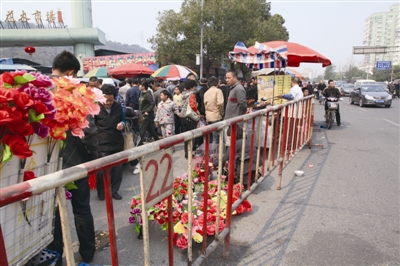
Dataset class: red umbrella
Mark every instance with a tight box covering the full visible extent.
[108,63,154,79]
[248,41,332,67]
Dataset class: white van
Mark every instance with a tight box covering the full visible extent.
[354,79,376,88]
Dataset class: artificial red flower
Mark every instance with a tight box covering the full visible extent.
[33,101,51,115]
[13,91,34,108]
[2,134,32,159]
[235,204,245,215]
[157,201,167,211]
[206,224,216,235]
[179,188,186,195]
[181,212,190,225]
[2,72,14,85]
[241,200,252,212]
[0,88,14,103]
[0,109,14,125]
[8,118,34,136]
[23,170,36,181]
[176,236,188,250]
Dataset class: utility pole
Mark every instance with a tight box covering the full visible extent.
[200,0,204,78]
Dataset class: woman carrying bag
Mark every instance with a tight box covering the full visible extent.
[180,79,200,159]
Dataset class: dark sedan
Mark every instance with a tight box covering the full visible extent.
[349,85,392,108]
[342,84,354,97]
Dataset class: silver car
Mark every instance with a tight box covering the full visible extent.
[349,84,392,108]
[342,84,354,97]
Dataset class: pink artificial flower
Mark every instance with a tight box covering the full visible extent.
[71,127,85,138]
[65,190,72,200]
[128,216,136,224]
[176,236,188,250]
[91,87,107,104]
[29,73,53,88]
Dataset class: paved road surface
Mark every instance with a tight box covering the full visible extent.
[64,97,399,266]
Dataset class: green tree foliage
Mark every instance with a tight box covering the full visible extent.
[344,66,367,82]
[323,65,337,80]
[371,65,400,81]
[392,65,400,80]
[371,68,392,81]
[149,0,289,77]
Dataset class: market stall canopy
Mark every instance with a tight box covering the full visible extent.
[151,65,198,80]
[228,42,288,69]
[148,64,159,71]
[248,41,332,67]
[108,63,154,79]
[0,64,37,71]
[83,67,109,78]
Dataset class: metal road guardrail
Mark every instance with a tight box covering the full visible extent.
[0,95,314,266]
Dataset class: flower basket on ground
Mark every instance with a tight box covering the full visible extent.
[129,168,252,250]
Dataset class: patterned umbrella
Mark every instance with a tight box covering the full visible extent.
[248,41,332,67]
[108,63,154,79]
[228,42,288,69]
[83,67,109,78]
[151,65,198,80]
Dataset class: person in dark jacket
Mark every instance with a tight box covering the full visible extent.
[306,82,313,96]
[246,78,258,107]
[95,84,126,200]
[218,79,229,114]
[138,79,160,146]
[125,78,140,110]
[47,50,99,265]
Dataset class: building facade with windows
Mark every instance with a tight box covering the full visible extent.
[362,4,400,72]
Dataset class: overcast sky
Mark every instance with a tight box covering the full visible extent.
[1,0,398,75]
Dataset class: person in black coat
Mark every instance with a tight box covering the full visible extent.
[48,50,99,265]
[96,84,126,200]
[218,79,229,114]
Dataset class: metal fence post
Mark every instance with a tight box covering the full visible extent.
[202,134,210,253]
[103,169,119,266]
[187,140,193,266]
[223,123,237,258]
[0,225,8,265]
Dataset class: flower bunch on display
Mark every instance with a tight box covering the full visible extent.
[128,168,252,250]
[48,76,106,140]
[0,71,55,162]
[0,71,106,163]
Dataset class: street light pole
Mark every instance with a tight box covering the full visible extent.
[200,0,204,78]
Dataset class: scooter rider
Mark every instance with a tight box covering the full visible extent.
[323,80,342,126]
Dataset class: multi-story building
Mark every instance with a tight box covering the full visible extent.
[362,4,400,72]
